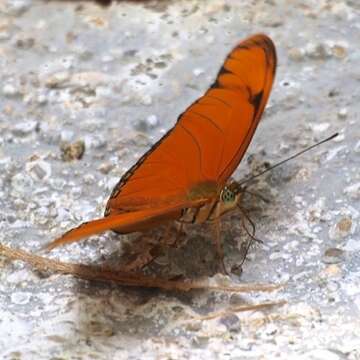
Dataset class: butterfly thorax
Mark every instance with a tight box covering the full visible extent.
[181,183,240,224]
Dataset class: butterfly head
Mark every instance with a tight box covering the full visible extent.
[219,185,241,215]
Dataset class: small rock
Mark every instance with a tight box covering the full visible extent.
[11,292,32,305]
[101,54,114,63]
[36,92,48,105]
[69,71,109,88]
[60,129,74,142]
[331,3,352,20]
[83,174,95,185]
[320,264,342,278]
[146,114,159,128]
[191,335,209,348]
[135,115,159,132]
[310,122,330,133]
[337,108,348,119]
[326,280,340,292]
[185,321,202,332]
[45,71,70,88]
[329,216,354,239]
[193,68,204,76]
[14,36,35,49]
[332,44,347,59]
[130,133,152,147]
[11,173,34,196]
[3,105,13,115]
[322,248,345,264]
[49,177,66,191]
[26,159,52,181]
[305,43,331,60]
[264,323,278,336]
[344,182,360,200]
[60,140,85,161]
[12,120,38,136]
[219,314,241,332]
[140,94,152,106]
[2,83,21,97]
[98,162,114,174]
[84,134,106,149]
[34,206,51,225]
[288,47,305,62]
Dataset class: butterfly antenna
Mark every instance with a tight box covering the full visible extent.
[237,132,338,188]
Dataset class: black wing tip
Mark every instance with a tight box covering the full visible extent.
[237,33,277,76]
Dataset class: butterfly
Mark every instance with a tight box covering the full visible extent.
[46,33,277,271]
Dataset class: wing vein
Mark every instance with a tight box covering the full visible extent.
[178,123,205,180]
[188,109,225,135]
[205,94,232,108]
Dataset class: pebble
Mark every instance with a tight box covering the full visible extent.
[337,108,348,120]
[60,129,74,143]
[310,122,330,133]
[83,174,95,185]
[331,44,347,59]
[11,292,32,305]
[12,120,37,136]
[2,83,21,97]
[98,162,114,174]
[320,264,342,279]
[34,206,51,225]
[84,134,106,149]
[36,92,48,105]
[146,114,159,128]
[288,47,305,62]
[11,173,34,196]
[329,216,354,240]
[193,68,204,76]
[45,71,70,88]
[305,43,331,60]
[14,35,34,49]
[219,314,241,332]
[322,248,345,264]
[26,159,52,181]
[141,94,153,106]
[60,140,85,161]
[69,71,110,88]
[344,182,360,200]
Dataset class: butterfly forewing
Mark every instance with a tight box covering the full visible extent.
[106,34,276,216]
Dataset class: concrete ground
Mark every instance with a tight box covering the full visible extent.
[0,0,359,359]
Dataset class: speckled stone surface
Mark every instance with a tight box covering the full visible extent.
[0,0,359,359]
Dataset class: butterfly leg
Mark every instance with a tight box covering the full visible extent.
[211,214,229,275]
[170,223,187,248]
[120,223,174,272]
[236,206,264,269]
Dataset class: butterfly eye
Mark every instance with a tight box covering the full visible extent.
[221,187,236,204]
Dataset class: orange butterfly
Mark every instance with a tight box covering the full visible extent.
[46,34,277,269]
